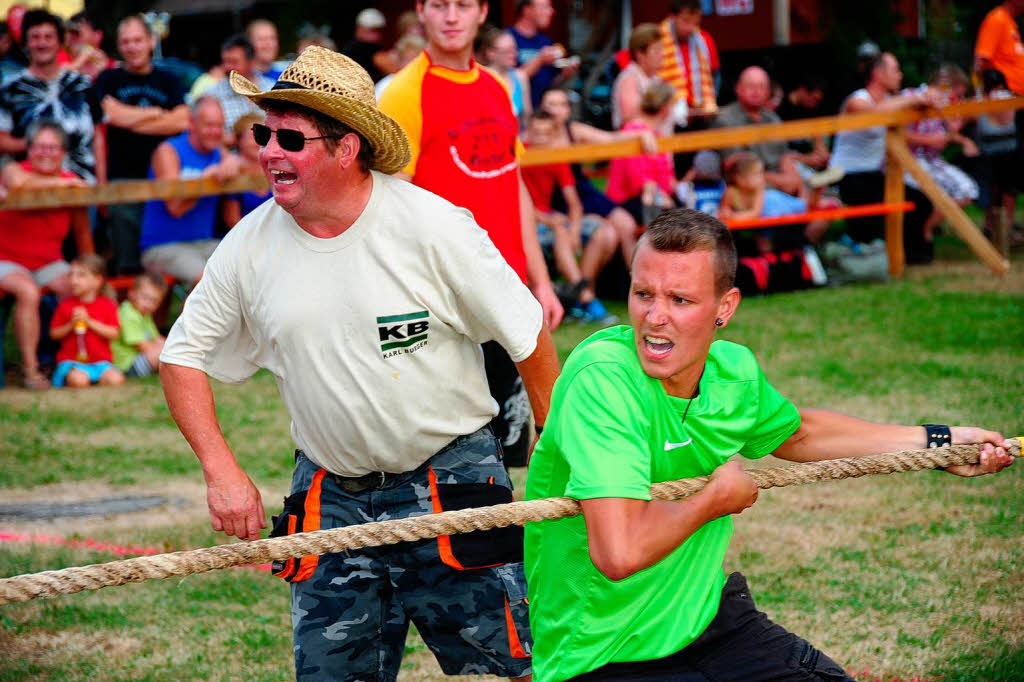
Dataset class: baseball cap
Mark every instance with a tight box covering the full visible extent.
[355,8,386,30]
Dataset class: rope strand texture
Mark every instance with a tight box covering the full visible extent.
[0,442,1017,606]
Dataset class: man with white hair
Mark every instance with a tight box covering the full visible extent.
[714,65,806,196]
[160,47,556,680]
[139,96,238,285]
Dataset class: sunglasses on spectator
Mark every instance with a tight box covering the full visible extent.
[251,123,345,152]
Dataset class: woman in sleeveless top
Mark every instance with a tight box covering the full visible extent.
[612,23,667,132]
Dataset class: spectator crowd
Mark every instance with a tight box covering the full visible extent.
[1,0,1022,390]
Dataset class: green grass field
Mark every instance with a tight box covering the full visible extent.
[1,243,1022,681]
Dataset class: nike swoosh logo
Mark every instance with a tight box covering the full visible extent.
[664,438,693,451]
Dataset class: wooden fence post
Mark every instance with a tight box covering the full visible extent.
[884,127,906,277]
[885,133,1010,276]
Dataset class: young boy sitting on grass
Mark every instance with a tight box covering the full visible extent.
[522,110,620,324]
[111,272,168,378]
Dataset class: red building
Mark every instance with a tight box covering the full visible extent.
[487,0,923,52]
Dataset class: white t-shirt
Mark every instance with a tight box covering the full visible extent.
[830,89,887,174]
[161,171,543,476]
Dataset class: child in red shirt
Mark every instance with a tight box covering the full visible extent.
[50,255,124,388]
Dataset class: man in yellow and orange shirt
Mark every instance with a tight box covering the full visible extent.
[379,0,563,471]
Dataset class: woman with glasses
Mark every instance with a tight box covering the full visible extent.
[0,120,93,388]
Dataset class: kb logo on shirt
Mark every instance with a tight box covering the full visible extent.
[377,310,429,358]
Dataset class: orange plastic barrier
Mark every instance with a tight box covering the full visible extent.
[107,273,176,292]
[724,201,915,231]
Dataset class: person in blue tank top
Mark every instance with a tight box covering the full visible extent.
[140,96,240,285]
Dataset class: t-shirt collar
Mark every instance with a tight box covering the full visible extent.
[422,49,480,84]
[281,170,383,253]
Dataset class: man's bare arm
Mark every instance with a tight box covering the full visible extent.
[773,408,1015,478]
[160,362,266,540]
[581,461,757,581]
[0,131,27,154]
[94,125,107,186]
[513,326,560,431]
[152,142,200,217]
[130,104,191,136]
[70,207,95,255]
[102,96,163,128]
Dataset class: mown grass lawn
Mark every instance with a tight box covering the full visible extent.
[1,242,1022,681]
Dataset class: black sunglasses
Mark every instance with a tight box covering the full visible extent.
[251,123,344,152]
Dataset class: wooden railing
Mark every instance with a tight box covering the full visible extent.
[2,96,1020,277]
[0,174,268,211]
[523,96,1024,278]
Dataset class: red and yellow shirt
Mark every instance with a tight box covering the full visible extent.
[379,51,527,282]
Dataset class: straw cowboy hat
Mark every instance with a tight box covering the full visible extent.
[229,46,410,175]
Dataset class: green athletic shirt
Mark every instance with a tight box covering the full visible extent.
[524,325,801,682]
[111,300,159,371]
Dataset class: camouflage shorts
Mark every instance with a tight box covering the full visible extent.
[275,427,532,682]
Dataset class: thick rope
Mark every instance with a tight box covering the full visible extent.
[0,442,1017,606]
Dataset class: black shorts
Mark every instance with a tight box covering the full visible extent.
[570,572,854,681]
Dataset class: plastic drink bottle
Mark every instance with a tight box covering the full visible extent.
[74,321,88,361]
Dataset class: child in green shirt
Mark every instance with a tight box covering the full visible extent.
[111,273,167,377]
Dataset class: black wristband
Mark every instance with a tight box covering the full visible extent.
[922,424,951,449]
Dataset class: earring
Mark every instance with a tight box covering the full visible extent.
[715,318,724,327]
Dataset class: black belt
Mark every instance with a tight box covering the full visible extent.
[330,470,397,494]
[294,450,397,494]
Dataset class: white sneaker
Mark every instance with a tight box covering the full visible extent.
[803,246,828,285]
